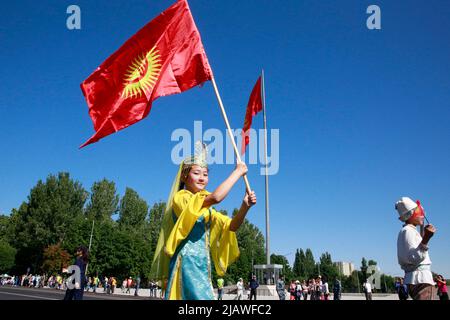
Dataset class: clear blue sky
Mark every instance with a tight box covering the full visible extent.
[1,0,449,277]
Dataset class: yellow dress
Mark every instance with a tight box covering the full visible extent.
[164,189,240,300]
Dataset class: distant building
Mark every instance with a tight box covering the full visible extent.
[334,262,355,277]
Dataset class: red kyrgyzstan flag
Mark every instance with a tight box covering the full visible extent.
[241,76,263,155]
[80,0,212,148]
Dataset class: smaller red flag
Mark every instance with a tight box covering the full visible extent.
[241,76,263,155]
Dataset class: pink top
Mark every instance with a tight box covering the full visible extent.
[437,281,448,293]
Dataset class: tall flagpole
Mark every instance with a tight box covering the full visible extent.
[261,70,270,266]
[210,77,252,194]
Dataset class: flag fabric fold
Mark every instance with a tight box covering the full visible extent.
[80,0,212,148]
[241,76,263,155]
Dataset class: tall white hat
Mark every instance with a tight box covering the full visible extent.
[395,197,418,222]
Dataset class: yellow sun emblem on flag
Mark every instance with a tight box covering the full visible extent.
[122,46,161,99]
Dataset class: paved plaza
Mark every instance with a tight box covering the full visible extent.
[0,285,406,300]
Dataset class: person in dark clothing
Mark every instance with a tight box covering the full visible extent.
[249,275,259,300]
[395,278,408,300]
[63,246,89,300]
[333,279,342,300]
[276,276,286,300]
[135,276,141,296]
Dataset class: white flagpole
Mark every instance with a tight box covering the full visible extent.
[261,70,270,266]
[210,77,252,194]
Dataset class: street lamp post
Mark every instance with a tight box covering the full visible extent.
[85,219,95,276]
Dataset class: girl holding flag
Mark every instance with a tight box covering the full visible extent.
[151,142,257,300]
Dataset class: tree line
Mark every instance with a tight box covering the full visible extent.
[0,172,265,285]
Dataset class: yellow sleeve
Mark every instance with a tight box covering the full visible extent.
[164,189,210,257]
[210,210,240,276]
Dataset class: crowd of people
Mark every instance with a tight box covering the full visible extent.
[0,273,165,298]
[82,276,163,297]
[230,273,448,301]
[0,274,62,289]
[229,274,340,301]
[283,276,336,301]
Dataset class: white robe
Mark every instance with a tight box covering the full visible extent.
[397,224,434,285]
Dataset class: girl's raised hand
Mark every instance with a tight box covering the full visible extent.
[235,162,248,177]
[244,191,257,208]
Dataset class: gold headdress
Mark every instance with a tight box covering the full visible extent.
[180,141,208,182]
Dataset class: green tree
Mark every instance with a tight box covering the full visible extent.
[85,220,116,278]
[61,215,92,262]
[0,215,15,273]
[9,172,87,273]
[318,252,339,284]
[0,240,16,273]
[86,179,119,222]
[148,201,166,255]
[107,227,151,280]
[304,249,316,279]
[118,188,148,229]
[223,210,265,286]
[380,274,395,293]
[84,187,152,281]
[368,259,377,266]
[343,270,362,293]
[299,249,306,279]
[293,249,301,278]
[271,253,293,281]
[128,228,153,280]
[0,215,11,242]
[361,257,368,280]
[293,249,308,280]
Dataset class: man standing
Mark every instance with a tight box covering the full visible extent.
[107,277,112,294]
[103,276,108,292]
[395,278,408,300]
[276,276,286,300]
[111,277,117,294]
[249,275,259,300]
[323,277,330,300]
[217,278,224,300]
[333,279,342,300]
[93,275,99,293]
[362,279,372,300]
[396,197,437,300]
[235,278,244,300]
[126,277,132,294]
[134,276,141,296]
[63,246,89,300]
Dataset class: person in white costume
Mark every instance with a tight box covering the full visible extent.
[396,197,437,300]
